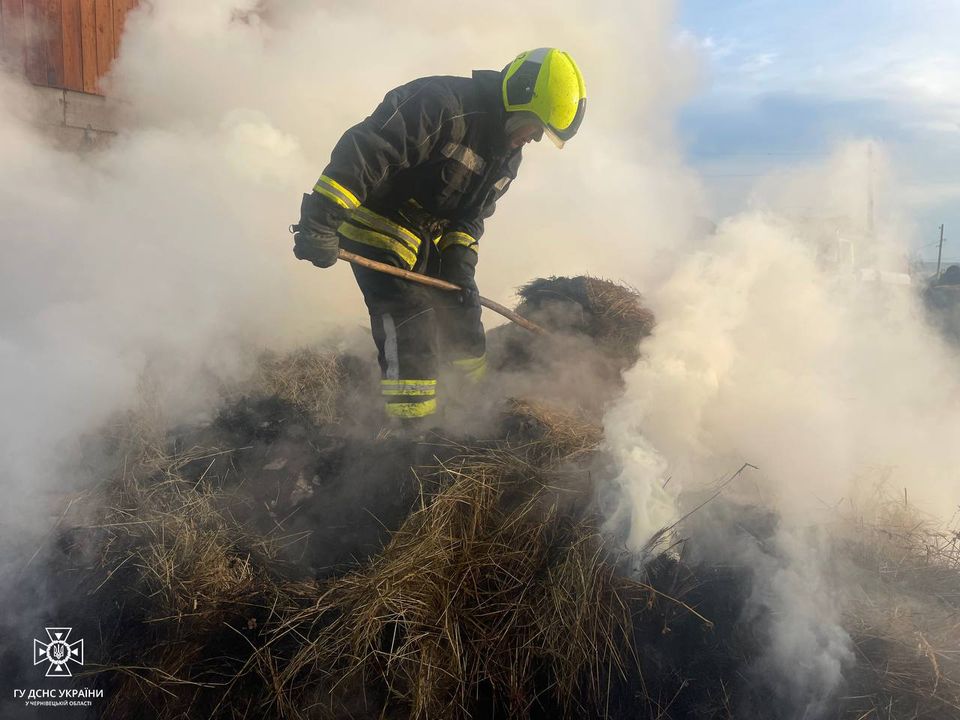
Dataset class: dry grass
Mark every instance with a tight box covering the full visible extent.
[845,600,960,718]
[271,443,645,719]
[581,276,657,355]
[78,413,315,718]
[845,494,960,608]
[100,451,263,619]
[56,346,960,719]
[256,347,343,424]
[516,276,655,357]
[504,398,604,464]
[841,496,960,718]
[72,390,641,719]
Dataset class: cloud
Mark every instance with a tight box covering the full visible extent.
[676,1,960,252]
[739,51,777,74]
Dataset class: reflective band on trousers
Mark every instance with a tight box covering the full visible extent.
[452,354,487,382]
[339,222,418,268]
[381,379,437,396]
[437,231,478,254]
[313,175,360,210]
[386,397,437,418]
[381,379,437,417]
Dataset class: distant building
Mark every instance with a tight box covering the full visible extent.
[0,0,138,149]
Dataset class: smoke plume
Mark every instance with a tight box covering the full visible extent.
[602,141,960,709]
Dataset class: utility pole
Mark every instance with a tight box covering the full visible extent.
[936,224,945,280]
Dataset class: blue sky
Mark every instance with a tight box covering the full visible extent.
[677,0,960,260]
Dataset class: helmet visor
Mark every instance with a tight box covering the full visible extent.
[542,126,566,149]
[546,96,586,146]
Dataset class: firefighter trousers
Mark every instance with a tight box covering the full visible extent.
[349,248,486,421]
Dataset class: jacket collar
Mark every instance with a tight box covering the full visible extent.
[472,69,509,153]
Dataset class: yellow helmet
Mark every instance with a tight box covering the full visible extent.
[502,48,586,148]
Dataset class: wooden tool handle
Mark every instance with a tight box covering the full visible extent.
[337,249,546,335]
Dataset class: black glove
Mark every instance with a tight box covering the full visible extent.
[439,243,480,307]
[292,218,339,268]
[457,285,480,308]
[291,192,344,268]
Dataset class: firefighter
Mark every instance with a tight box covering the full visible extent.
[292,48,586,426]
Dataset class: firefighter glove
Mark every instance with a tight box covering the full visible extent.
[292,194,341,268]
[293,220,339,268]
[458,285,481,308]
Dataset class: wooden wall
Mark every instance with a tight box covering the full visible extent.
[0,0,138,95]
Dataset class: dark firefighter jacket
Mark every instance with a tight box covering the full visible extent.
[304,69,523,286]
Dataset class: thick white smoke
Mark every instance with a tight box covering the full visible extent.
[0,0,698,538]
[602,139,960,708]
[608,140,960,540]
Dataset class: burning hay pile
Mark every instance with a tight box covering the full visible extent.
[28,277,661,719]
[486,276,656,413]
[514,275,656,361]
[57,392,658,719]
[14,276,960,720]
[274,430,642,719]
